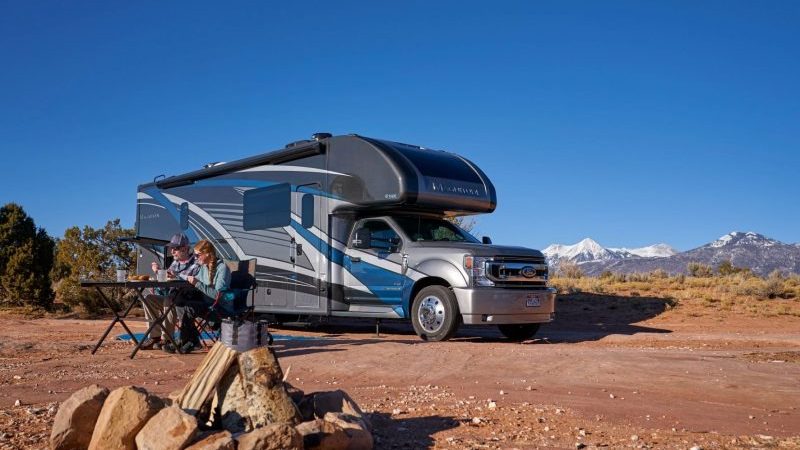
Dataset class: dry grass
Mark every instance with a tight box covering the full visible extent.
[550,272,800,318]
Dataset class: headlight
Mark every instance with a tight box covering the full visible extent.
[464,255,494,287]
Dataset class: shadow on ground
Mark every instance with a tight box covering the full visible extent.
[270,291,676,346]
[369,412,459,449]
[538,292,675,342]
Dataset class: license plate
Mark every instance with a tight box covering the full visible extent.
[525,294,541,307]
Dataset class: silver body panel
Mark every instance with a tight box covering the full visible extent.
[133,134,556,329]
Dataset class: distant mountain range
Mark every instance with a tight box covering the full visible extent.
[543,231,800,276]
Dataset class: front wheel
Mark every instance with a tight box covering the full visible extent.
[411,285,460,341]
[497,323,541,341]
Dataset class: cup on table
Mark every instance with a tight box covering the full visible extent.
[116,269,126,282]
[157,269,168,282]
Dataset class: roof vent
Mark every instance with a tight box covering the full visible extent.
[312,132,332,141]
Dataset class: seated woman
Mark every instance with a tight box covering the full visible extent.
[164,239,231,353]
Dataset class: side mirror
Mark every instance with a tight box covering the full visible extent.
[352,228,371,249]
[482,236,492,245]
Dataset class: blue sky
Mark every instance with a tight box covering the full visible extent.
[1,1,798,251]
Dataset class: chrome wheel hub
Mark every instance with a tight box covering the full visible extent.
[418,295,445,333]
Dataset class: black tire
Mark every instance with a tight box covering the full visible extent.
[497,323,541,341]
[411,285,460,341]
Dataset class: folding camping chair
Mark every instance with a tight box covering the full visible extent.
[194,259,258,349]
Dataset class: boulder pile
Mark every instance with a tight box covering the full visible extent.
[50,342,372,450]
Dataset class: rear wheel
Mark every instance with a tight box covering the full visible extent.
[411,285,460,341]
[497,323,541,341]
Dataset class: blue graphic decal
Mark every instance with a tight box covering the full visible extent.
[290,220,413,316]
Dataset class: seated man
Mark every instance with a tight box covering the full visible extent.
[164,239,231,354]
[139,233,199,350]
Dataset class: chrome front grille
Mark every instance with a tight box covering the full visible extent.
[486,256,548,287]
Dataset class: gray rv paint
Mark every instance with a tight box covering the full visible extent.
[134,134,555,333]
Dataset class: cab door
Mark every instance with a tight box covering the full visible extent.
[342,219,405,309]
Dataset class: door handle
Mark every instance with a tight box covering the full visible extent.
[350,256,361,263]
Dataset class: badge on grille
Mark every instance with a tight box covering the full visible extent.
[520,266,536,278]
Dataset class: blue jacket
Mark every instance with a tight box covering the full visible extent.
[194,263,231,301]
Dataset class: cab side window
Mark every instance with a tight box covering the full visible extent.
[359,220,400,252]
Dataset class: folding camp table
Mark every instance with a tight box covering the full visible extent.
[80,279,189,358]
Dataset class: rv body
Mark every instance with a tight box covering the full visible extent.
[135,134,555,341]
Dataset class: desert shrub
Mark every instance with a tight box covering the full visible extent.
[628,272,651,283]
[702,295,720,307]
[761,272,788,300]
[688,262,714,277]
[599,270,627,283]
[734,277,763,297]
[650,269,669,279]
[674,273,686,284]
[558,262,584,279]
[550,278,580,295]
[716,260,750,276]
[587,278,607,294]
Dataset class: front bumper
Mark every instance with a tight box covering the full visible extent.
[453,287,556,325]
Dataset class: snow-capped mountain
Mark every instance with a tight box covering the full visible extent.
[557,231,800,276]
[608,243,677,258]
[708,231,778,248]
[543,238,624,264]
[543,238,676,265]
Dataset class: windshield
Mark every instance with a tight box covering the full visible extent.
[393,216,480,243]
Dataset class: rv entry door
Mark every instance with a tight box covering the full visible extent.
[286,191,324,313]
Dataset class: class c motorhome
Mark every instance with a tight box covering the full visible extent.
[135,133,555,341]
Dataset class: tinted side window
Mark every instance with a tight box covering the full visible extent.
[385,142,481,183]
[179,202,189,230]
[301,194,314,229]
[361,220,400,251]
[243,183,290,230]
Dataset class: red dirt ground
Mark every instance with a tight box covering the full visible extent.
[0,296,798,449]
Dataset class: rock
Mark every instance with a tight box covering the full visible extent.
[14,399,21,407]
[323,412,373,450]
[576,443,586,449]
[237,422,303,450]
[217,347,301,432]
[88,386,164,450]
[135,406,198,450]
[312,390,371,431]
[296,418,350,450]
[50,384,109,450]
[185,430,235,450]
